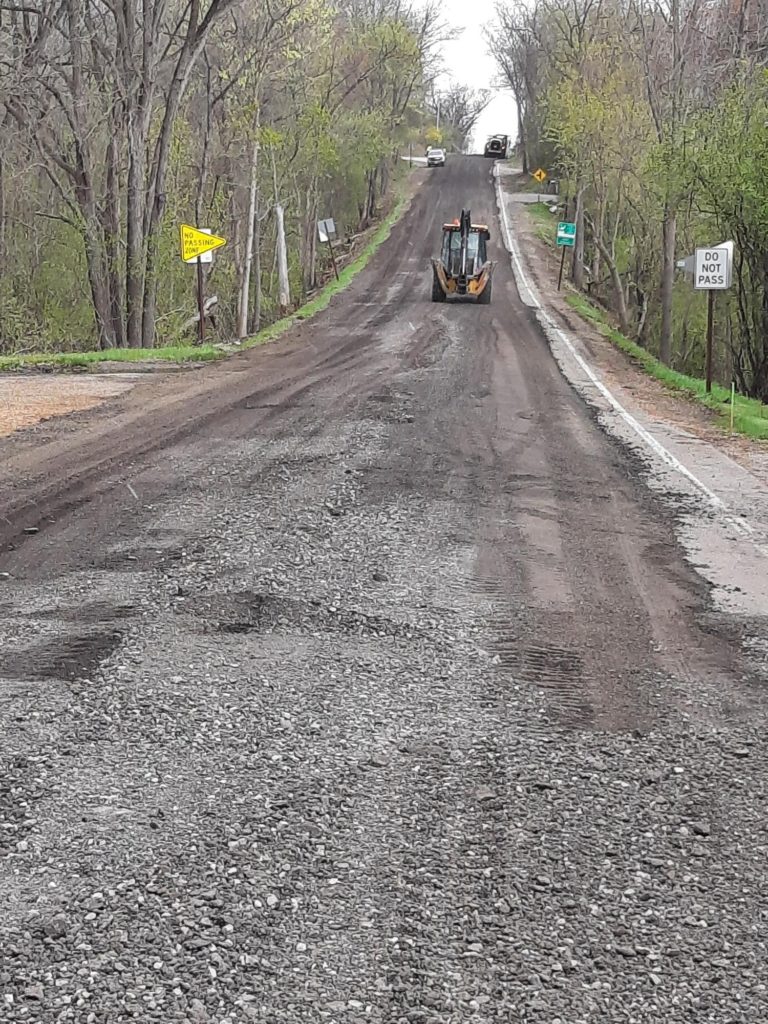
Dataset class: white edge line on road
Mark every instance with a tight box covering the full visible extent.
[492,165,763,542]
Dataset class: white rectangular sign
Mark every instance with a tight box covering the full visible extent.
[694,246,731,290]
[317,218,336,242]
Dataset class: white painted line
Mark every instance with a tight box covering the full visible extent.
[493,164,759,542]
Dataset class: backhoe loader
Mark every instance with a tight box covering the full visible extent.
[431,209,495,304]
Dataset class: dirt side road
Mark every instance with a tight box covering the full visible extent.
[1,158,767,1022]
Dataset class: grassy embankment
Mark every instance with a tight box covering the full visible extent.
[526,202,768,440]
[0,189,412,372]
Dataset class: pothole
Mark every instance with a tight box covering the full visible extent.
[97,547,184,572]
[0,630,122,681]
[178,589,428,642]
[4,600,137,624]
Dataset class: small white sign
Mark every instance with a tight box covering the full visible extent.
[317,218,336,242]
[183,228,214,264]
[694,246,732,290]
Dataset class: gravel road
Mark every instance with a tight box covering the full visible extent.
[1,157,767,1022]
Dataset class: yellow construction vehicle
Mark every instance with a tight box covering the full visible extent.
[431,209,495,304]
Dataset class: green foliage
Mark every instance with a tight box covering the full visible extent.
[494,0,768,395]
[566,293,768,439]
[1,182,411,371]
[1,0,432,356]
[526,202,558,246]
[680,76,768,398]
[0,281,37,352]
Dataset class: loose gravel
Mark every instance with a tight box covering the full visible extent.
[2,157,768,1023]
[1,406,767,1023]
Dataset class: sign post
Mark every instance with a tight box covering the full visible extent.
[317,218,339,281]
[196,257,206,344]
[179,224,227,343]
[532,167,547,203]
[693,245,732,393]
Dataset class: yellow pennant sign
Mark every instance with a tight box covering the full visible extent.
[179,223,226,262]
[532,168,547,183]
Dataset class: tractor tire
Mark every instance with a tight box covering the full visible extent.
[431,272,446,303]
[477,278,492,305]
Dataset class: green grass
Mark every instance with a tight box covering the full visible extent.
[238,191,410,347]
[526,202,558,247]
[0,345,222,370]
[508,172,557,195]
[566,292,768,440]
[0,190,411,373]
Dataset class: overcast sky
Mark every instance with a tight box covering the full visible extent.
[435,0,519,152]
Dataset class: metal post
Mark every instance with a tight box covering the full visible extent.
[705,288,714,393]
[327,238,340,281]
[557,197,569,292]
[730,381,736,432]
[409,143,412,168]
[196,256,205,344]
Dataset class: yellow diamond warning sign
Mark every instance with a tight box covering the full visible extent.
[532,168,547,183]
[179,224,226,263]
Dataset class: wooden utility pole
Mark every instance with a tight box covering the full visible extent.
[326,236,340,281]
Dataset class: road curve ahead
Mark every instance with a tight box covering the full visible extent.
[0,157,766,1022]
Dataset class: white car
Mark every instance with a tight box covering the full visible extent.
[427,148,446,167]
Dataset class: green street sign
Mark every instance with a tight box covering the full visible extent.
[556,221,576,247]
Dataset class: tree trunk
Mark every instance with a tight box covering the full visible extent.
[195,55,214,225]
[249,209,262,335]
[140,0,242,345]
[125,95,149,340]
[0,153,6,275]
[592,200,604,287]
[102,117,125,348]
[590,223,631,335]
[238,139,259,339]
[660,207,676,364]
[141,27,210,346]
[379,158,390,202]
[305,185,319,293]
[83,221,116,349]
[359,168,377,230]
[275,202,290,311]
[516,101,528,174]
[571,185,586,290]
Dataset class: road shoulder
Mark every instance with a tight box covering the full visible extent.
[495,162,768,616]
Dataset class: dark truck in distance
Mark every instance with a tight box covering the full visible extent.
[483,134,509,158]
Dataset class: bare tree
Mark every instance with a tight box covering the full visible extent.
[428,82,492,151]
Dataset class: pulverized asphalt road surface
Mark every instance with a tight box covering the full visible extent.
[1,157,767,1022]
